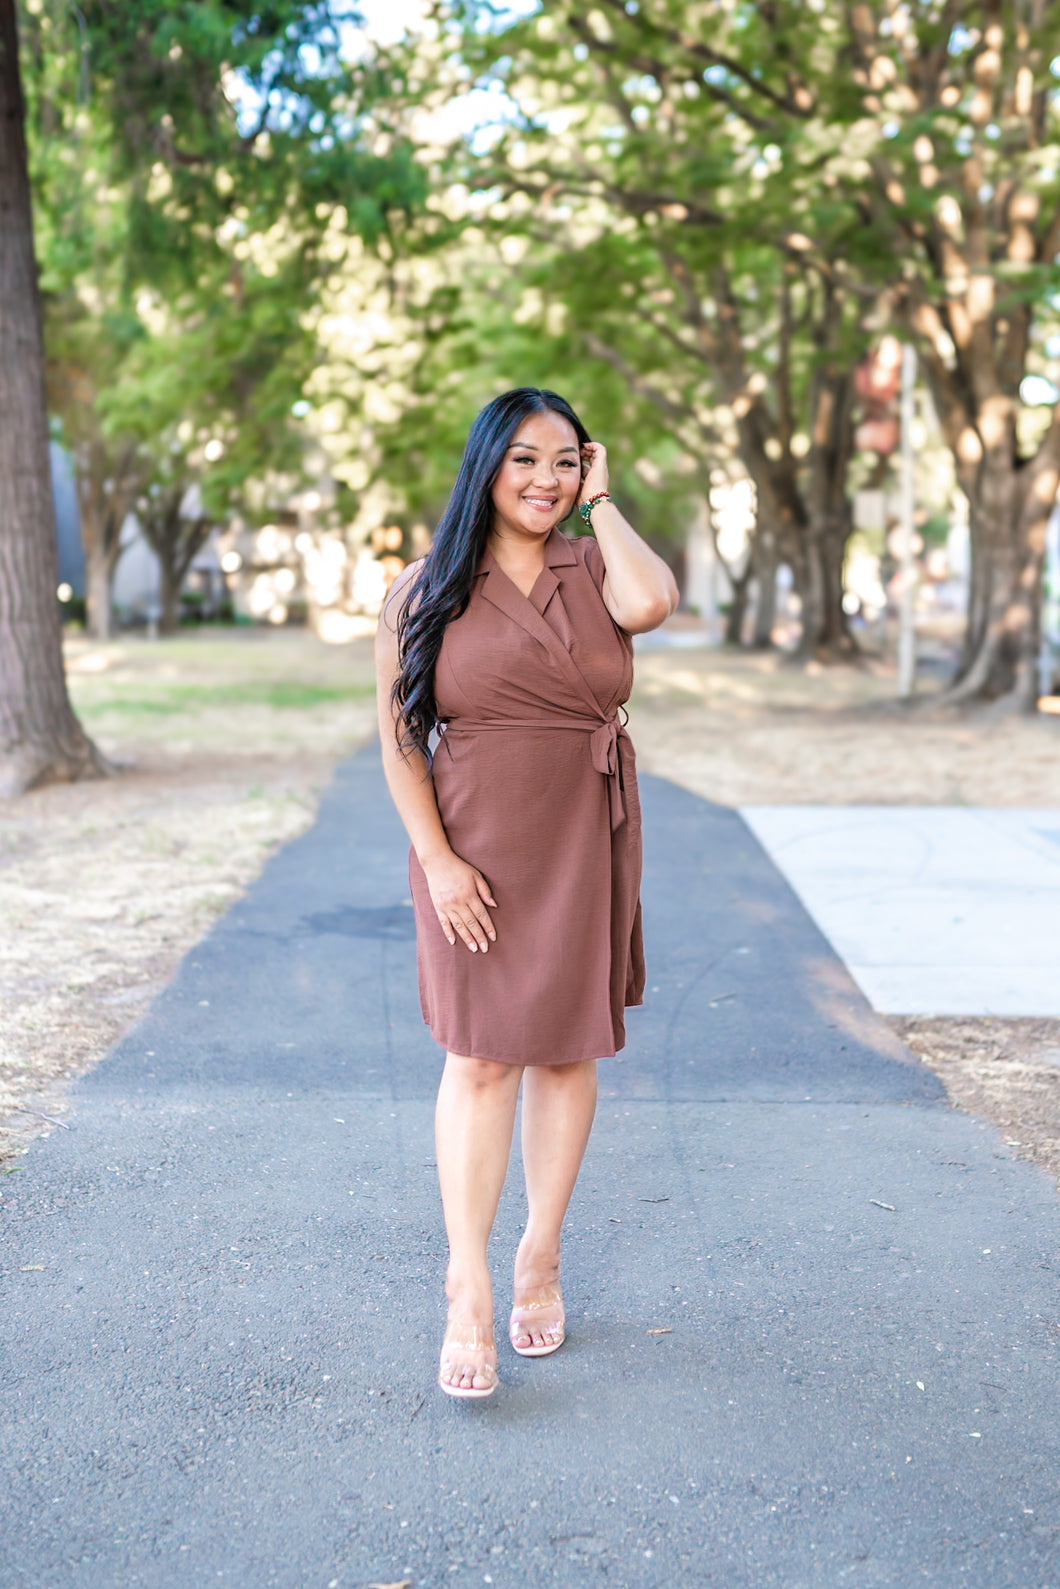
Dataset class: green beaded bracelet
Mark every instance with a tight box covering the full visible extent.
[578,491,611,527]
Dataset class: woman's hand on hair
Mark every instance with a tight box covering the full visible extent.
[578,442,609,504]
[421,850,498,953]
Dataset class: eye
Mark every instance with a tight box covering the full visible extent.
[513,454,535,465]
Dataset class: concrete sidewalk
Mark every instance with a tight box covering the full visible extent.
[2,750,1059,1588]
[744,806,1060,1016]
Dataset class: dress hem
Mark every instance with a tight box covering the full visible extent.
[423,1016,631,1067]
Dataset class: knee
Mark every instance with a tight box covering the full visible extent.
[447,1053,519,1094]
[533,1058,597,1089]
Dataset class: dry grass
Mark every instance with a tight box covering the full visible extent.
[627,641,1060,807]
[893,1018,1060,1185]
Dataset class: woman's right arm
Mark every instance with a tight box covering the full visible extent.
[374,565,497,954]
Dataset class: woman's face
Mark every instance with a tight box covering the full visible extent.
[490,410,583,542]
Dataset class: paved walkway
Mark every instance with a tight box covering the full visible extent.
[2,750,1059,1588]
[744,806,1060,1016]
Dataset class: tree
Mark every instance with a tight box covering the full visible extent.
[45,315,145,642]
[0,0,105,794]
[23,0,426,639]
[24,11,141,640]
[445,0,878,657]
[133,485,205,636]
[847,1,1060,707]
[304,204,703,562]
[96,233,333,632]
[445,1,1060,692]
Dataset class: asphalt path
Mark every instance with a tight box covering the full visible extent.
[2,747,1059,1589]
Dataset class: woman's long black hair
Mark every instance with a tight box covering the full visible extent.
[391,387,590,763]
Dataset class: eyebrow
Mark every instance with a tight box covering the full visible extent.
[507,441,580,454]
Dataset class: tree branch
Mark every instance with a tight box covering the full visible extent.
[576,0,816,120]
[582,332,716,446]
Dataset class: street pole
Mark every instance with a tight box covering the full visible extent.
[898,342,917,699]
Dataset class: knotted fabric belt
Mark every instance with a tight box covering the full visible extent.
[439,713,629,831]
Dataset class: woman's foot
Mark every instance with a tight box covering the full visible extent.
[439,1269,498,1398]
[509,1266,565,1357]
[438,1317,499,1398]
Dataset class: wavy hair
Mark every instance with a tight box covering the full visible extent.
[390,387,590,763]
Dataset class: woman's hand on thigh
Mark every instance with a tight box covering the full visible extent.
[422,851,497,952]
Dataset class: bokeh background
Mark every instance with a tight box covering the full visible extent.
[13,0,1060,684]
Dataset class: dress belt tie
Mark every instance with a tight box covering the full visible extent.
[439,713,629,832]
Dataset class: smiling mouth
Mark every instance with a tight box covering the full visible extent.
[523,496,558,511]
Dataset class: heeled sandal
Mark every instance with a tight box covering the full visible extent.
[438,1320,499,1399]
[509,1283,565,1358]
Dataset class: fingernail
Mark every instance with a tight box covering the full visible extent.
[488,933,496,941]
[470,944,477,952]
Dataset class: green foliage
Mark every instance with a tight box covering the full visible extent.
[314,217,703,545]
[24,0,1060,673]
[447,0,878,410]
[22,0,427,542]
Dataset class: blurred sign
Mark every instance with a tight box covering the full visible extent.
[855,337,903,457]
[853,490,886,531]
[854,417,900,454]
[855,335,903,403]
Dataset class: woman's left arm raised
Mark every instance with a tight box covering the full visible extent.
[578,443,680,634]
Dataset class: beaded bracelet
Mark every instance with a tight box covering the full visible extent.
[578,491,612,527]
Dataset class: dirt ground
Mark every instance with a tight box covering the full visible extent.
[2,625,1058,1191]
[892,1017,1060,1185]
[627,639,1060,807]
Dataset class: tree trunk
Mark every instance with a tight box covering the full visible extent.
[723,570,752,646]
[140,489,209,637]
[159,556,182,635]
[84,530,120,642]
[910,265,1059,710]
[75,443,135,642]
[750,527,778,648]
[944,454,1055,709]
[816,510,857,658]
[790,532,825,662]
[706,497,754,646]
[0,0,105,795]
[805,357,858,660]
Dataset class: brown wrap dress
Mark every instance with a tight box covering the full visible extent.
[408,527,645,1066]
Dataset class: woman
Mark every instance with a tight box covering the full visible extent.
[375,388,678,1398]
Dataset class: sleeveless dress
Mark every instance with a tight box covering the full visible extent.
[407,527,645,1066]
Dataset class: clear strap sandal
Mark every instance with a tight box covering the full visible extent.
[509,1283,565,1358]
[438,1320,499,1399]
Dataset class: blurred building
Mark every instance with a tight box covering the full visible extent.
[51,445,226,626]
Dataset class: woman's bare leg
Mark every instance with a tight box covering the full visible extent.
[435,1052,522,1390]
[513,1057,598,1349]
